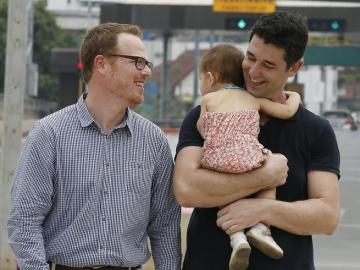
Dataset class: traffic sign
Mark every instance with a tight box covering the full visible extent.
[213,0,276,14]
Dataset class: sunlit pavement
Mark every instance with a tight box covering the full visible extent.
[314,130,360,270]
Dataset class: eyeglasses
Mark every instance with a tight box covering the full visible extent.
[106,53,154,71]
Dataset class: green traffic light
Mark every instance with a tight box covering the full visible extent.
[330,21,340,30]
[237,19,247,29]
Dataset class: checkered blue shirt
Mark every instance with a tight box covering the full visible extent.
[8,95,181,270]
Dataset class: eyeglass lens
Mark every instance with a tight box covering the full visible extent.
[136,58,153,70]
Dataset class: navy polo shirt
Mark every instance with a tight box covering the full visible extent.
[176,105,340,270]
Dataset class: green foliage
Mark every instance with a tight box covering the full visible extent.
[33,0,80,101]
[135,91,160,119]
[135,89,193,121]
[0,0,80,101]
[338,68,360,110]
[38,73,60,101]
[338,68,360,81]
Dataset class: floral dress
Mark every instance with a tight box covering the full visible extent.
[200,110,268,173]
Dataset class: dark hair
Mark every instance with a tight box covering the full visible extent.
[80,23,142,83]
[250,11,308,69]
[199,44,244,88]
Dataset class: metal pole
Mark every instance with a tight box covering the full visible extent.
[0,0,29,269]
[160,32,171,121]
[87,0,92,29]
[193,32,200,106]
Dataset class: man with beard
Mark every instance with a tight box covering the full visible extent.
[8,23,181,270]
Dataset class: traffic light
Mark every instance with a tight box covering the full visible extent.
[225,18,257,31]
[308,19,346,32]
[76,61,83,71]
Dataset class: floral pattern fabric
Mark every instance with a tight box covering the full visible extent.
[200,110,268,173]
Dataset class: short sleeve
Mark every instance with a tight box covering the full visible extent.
[175,106,204,160]
[308,121,340,179]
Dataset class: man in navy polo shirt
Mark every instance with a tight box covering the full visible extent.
[174,11,340,270]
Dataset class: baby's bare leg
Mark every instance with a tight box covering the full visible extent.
[246,187,283,259]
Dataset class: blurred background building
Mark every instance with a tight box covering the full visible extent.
[2,0,360,122]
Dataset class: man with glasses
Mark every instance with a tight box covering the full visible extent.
[8,23,181,270]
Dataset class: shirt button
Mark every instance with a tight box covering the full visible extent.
[102,216,106,221]
[105,162,110,167]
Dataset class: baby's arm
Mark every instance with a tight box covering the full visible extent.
[197,98,208,138]
[258,91,301,119]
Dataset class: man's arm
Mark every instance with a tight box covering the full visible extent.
[148,137,181,270]
[217,121,340,235]
[217,171,339,235]
[268,171,339,235]
[173,146,288,208]
[7,122,55,270]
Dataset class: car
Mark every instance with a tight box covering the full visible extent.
[322,110,358,131]
[352,111,360,124]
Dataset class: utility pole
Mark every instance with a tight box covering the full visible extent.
[193,31,200,106]
[160,32,171,121]
[0,0,29,269]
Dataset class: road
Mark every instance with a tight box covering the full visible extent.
[162,129,360,270]
[314,129,360,270]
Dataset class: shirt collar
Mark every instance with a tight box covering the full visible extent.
[76,93,94,128]
[76,93,134,135]
[124,108,134,135]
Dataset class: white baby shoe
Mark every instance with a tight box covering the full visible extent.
[246,223,283,259]
[229,231,251,270]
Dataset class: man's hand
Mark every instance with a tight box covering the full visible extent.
[261,151,288,189]
[216,198,269,235]
[216,152,288,235]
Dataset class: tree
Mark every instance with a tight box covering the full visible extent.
[0,0,80,101]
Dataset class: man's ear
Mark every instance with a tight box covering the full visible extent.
[288,59,304,77]
[94,54,107,75]
[207,71,216,86]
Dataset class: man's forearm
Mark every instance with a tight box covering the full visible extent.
[174,167,269,208]
[263,197,339,235]
[265,171,340,235]
[150,221,181,270]
[217,171,340,236]
[8,220,49,270]
[173,147,288,208]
